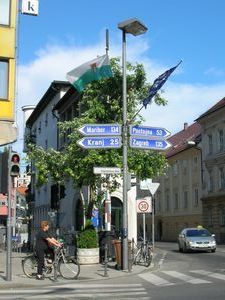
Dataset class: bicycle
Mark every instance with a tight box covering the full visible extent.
[132,238,153,267]
[22,244,80,280]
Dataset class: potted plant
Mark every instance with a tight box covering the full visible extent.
[76,220,99,264]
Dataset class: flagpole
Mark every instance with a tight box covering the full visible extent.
[106,29,109,55]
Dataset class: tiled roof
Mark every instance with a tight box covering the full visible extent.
[196,97,225,121]
[166,122,202,158]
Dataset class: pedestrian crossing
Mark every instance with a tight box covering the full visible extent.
[0,283,150,299]
[139,269,225,287]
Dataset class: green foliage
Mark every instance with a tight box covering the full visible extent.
[26,57,168,201]
[77,221,99,248]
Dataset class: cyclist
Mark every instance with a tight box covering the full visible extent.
[35,220,62,280]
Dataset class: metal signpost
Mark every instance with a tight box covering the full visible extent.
[130,137,171,150]
[77,136,122,149]
[130,125,170,138]
[78,124,121,136]
[136,197,152,246]
[93,167,121,175]
[140,180,160,250]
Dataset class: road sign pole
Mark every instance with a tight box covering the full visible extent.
[143,213,146,245]
[6,145,12,281]
[152,195,155,250]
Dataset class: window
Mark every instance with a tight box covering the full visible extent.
[218,129,224,152]
[173,162,178,176]
[194,188,199,207]
[219,167,225,190]
[208,134,213,154]
[192,156,198,169]
[183,191,188,208]
[182,159,187,174]
[166,194,170,211]
[208,170,214,192]
[220,208,225,226]
[45,113,48,126]
[0,60,9,99]
[174,193,179,209]
[0,0,10,25]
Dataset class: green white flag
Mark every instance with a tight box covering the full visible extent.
[66,54,113,92]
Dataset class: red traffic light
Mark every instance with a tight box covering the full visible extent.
[11,154,20,164]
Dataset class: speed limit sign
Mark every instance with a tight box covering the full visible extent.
[136,197,152,213]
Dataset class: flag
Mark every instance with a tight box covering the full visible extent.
[66,54,113,92]
[143,60,182,108]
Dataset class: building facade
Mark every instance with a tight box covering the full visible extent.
[24,81,138,244]
[139,122,203,242]
[196,98,225,243]
[0,0,17,145]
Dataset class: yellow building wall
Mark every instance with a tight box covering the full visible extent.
[0,0,17,121]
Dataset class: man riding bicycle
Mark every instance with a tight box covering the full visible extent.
[35,220,62,280]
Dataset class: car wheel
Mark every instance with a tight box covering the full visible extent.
[183,243,187,253]
[211,249,216,253]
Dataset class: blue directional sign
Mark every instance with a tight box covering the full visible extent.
[77,136,122,149]
[79,124,121,136]
[130,125,170,138]
[130,137,171,150]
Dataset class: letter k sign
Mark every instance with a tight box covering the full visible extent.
[22,0,39,16]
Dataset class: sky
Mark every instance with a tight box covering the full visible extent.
[15,0,225,154]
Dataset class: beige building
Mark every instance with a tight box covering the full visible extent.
[139,122,203,242]
[196,98,225,243]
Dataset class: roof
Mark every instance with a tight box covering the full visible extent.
[196,97,225,121]
[26,81,71,127]
[166,122,202,158]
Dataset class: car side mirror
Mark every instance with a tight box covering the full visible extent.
[211,234,215,237]
[179,234,185,238]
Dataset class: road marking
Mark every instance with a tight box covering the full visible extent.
[191,270,225,281]
[0,283,148,299]
[162,271,211,284]
[139,272,175,286]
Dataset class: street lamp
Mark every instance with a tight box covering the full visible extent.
[118,18,148,270]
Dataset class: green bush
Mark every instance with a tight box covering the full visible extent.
[77,222,99,248]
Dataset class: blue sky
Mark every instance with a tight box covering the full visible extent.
[16,0,225,152]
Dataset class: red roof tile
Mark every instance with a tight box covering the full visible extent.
[166,122,202,158]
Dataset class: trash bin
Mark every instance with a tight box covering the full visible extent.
[112,239,122,270]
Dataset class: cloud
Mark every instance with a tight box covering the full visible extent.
[16,38,225,153]
[204,67,225,77]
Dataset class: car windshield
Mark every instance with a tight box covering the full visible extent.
[186,229,211,237]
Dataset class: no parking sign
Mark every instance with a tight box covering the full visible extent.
[136,197,152,213]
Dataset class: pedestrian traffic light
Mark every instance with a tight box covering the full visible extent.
[10,153,20,177]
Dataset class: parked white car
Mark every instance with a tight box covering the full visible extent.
[178,227,216,253]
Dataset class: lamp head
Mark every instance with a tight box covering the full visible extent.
[118,18,148,36]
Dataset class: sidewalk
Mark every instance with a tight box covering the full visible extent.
[0,249,162,289]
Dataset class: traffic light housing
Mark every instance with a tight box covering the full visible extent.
[10,153,20,177]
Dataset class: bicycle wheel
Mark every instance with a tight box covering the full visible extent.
[144,247,152,267]
[133,248,142,265]
[58,257,80,279]
[22,255,37,278]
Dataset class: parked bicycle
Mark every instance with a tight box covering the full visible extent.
[22,244,80,280]
[132,237,153,267]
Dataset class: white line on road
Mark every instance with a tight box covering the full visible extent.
[139,272,175,286]
[162,270,211,284]
[190,270,225,281]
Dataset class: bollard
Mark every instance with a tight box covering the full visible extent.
[104,242,109,277]
[53,248,58,281]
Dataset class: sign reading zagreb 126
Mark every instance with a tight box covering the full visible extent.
[136,197,152,213]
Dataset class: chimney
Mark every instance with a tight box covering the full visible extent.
[184,122,188,130]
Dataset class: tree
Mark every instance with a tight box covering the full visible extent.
[27,57,168,215]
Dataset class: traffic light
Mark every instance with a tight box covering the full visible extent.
[10,153,20,177]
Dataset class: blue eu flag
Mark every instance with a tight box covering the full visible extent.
[143,61,182,108]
